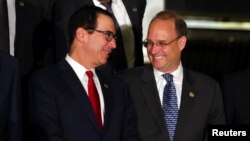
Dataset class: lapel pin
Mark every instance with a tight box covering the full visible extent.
[132,7,138,12]
[19,1,25,7]
[104,84,109,88]
[189,92,195,98]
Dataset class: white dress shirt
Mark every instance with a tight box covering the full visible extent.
[153,63,184,109]
[66,55,105,124]
[7,0,16,56]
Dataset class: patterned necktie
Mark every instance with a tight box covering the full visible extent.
[162,74,179,141]
[86,71,103,131]
[0,0,9,53]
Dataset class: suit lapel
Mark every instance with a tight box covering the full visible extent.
[140,65,168,134]
[174,69,197,141]
[0,58,5,104]
[0,55,12,104]
[58,60,100,131]
[95,69,114,133]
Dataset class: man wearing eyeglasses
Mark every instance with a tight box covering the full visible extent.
[25,0,146,73]
[118,10,225,141]
[29,6,139,141]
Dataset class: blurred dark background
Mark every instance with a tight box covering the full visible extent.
[166,0,250,82]
[166,0,250,21]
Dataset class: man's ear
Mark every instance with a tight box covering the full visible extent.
[178,36,187,51]
[75,27,88,43]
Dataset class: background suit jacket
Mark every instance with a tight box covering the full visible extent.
[25,0,146,71]
[29,60,139,141]
[16,0,43,75]
[0,52,22,141]
[118,64,225,141]
[221,68,250,124]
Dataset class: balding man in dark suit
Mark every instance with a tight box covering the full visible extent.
[118,10,225,141]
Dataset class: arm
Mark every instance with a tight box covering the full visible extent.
[209,81,226,125]
[221,76,236,124]
[7,59,22,141]
[29,73,64,141]
[122,82,140,141]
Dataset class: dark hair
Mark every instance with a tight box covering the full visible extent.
[149,10,187,37]
[68,5,113,44]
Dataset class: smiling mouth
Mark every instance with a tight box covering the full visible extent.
[103,49,112,56]
[153,55,165,60]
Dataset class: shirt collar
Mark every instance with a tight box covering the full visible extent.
[93,0,118,8]
[153,63,183,82]
[65,54,97,79]
[93,0,106,9]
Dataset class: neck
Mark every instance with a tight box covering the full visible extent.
[69,44,94,70]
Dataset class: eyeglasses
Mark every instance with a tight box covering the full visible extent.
[143,36,182,48]
[88,29,116,42]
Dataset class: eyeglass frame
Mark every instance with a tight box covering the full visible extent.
[87,29,116,42]
[143,36,182,48]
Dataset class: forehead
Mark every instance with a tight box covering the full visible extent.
[148,19,177,37]
[96,14,115,31]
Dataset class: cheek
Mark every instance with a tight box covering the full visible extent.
[147,48,156,58]
[169,48,181,63]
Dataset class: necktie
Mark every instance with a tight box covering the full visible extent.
[86,71,102,131]
[162,74,179,141]
[0,0,9,53]
[101,1,113,14]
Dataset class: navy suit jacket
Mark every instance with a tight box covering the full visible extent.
[24,0,146,71]
[0,52,22,141]
[221,68,250,124]
[118,64,225,141]
[29,60,139,141]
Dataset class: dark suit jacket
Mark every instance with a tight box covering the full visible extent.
[221,68,250,124]
[0,52,22,141]
[29,60,139,141]
[118,64,225,141]
[25,0,146,71]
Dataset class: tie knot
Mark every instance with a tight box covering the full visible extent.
[162,74,173,83]
[100,0,112,6]
[86,70,94,78]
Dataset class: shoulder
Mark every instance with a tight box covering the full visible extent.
[0,52,18,68]
[32,65,58,77]
[0,52,18,76]
[118,65,150,78]
[223,68,250,82]
[30,61,66,82]
[185,69,219,86]
[97,69,128,87]
[221,68,250,89]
